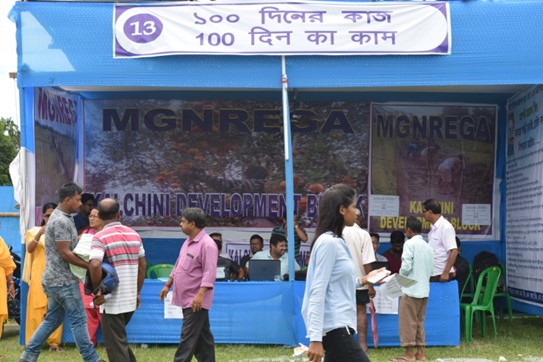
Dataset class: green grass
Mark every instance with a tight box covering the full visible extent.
[2,316,543,361]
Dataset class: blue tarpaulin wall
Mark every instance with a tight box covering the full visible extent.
[61,280,460,347]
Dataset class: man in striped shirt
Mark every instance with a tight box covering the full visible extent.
[89,198,146,362]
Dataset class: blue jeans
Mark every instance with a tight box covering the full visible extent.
[21,283,100,362]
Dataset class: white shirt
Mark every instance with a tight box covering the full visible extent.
[249,249,300,275]
[427,215,457,276]
[342,224,376,290]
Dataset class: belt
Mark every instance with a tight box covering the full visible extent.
[325,326,355,337]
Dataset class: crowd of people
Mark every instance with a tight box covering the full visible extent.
[0,180,466,362]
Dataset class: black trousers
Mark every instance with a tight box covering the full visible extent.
[322,327,370,362]
[174,308,215,362]
[101,311,136,362]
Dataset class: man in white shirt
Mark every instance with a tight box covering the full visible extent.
[249,233,300,278]
[343,209,376,353]
[422,199,458,282]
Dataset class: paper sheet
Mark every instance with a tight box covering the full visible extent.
[164,291,184,319]
[381,274,417,298]
[369,286,399,314]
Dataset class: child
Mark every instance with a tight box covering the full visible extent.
[394,216,434,362]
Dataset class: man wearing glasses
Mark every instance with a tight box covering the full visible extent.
[74,193,96,234]
[422,199,458,282]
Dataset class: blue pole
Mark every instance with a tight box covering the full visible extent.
[281,56,295,282]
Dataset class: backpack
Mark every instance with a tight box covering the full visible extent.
[472,251,500,282]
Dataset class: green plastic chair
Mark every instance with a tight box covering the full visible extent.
[460,266,501,342]
[494,263,513,324]
[460,264,474,303]
[147,263,174,279]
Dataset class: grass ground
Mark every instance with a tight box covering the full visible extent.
[1,316,543,362]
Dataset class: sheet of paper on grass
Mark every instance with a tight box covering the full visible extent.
[70,233,93,281]
[381,273,417,298]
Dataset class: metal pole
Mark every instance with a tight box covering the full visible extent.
[281,56,296,282]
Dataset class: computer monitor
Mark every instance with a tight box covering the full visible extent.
[249,259,281,281]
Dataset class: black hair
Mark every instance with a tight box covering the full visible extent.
[250,234,264,244]
[390,230,406,245]
[369,232,380,241]
[58,183,82,202]
[181,207,206,229]
[209,232,222,240]
[212,237,222,252]
[41,202,57,226]
[312,183,356,248]
[270,232,287,247]
[422,199,441,214]
[406,216,422,234]
[81,193,95,204]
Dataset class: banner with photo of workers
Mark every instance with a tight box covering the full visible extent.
[370,102,498,237]
[34,87,79,208]
[82,99,370,229]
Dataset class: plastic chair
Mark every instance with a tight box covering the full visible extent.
[147,264,174,279]
[460,266,501,342]
[494,263,513,324]
[460,264,474,303]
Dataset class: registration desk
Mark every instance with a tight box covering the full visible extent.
[63,280,460,346]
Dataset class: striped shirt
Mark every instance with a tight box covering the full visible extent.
[90,222,145,315]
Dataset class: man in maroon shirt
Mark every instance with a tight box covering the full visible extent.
[383,230,405,274]
[159,208,218,362]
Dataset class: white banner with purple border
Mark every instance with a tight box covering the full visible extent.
[113,1,451,58]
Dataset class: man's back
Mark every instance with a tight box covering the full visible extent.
[91,222,144,314]
[400,235,433,298]
[342,224,375,283]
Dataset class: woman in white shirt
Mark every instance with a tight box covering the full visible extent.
[302,184,374,362]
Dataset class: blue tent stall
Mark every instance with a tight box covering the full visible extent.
[8,0,543,346]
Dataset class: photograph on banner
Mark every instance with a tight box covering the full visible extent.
[34,87,79,207]
[369,102,497,237]
[83,99,370,228]
[506,84,543,308]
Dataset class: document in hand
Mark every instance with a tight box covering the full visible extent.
[367,269,392,284]
[381,273,417,298]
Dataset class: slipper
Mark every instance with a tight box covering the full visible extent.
[48,346,64,353]
[391,356,416,362]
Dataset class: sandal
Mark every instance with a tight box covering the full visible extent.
[391,356,416,362]
[49,345,64,353]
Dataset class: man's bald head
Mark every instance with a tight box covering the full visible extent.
[98,198,120,221]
